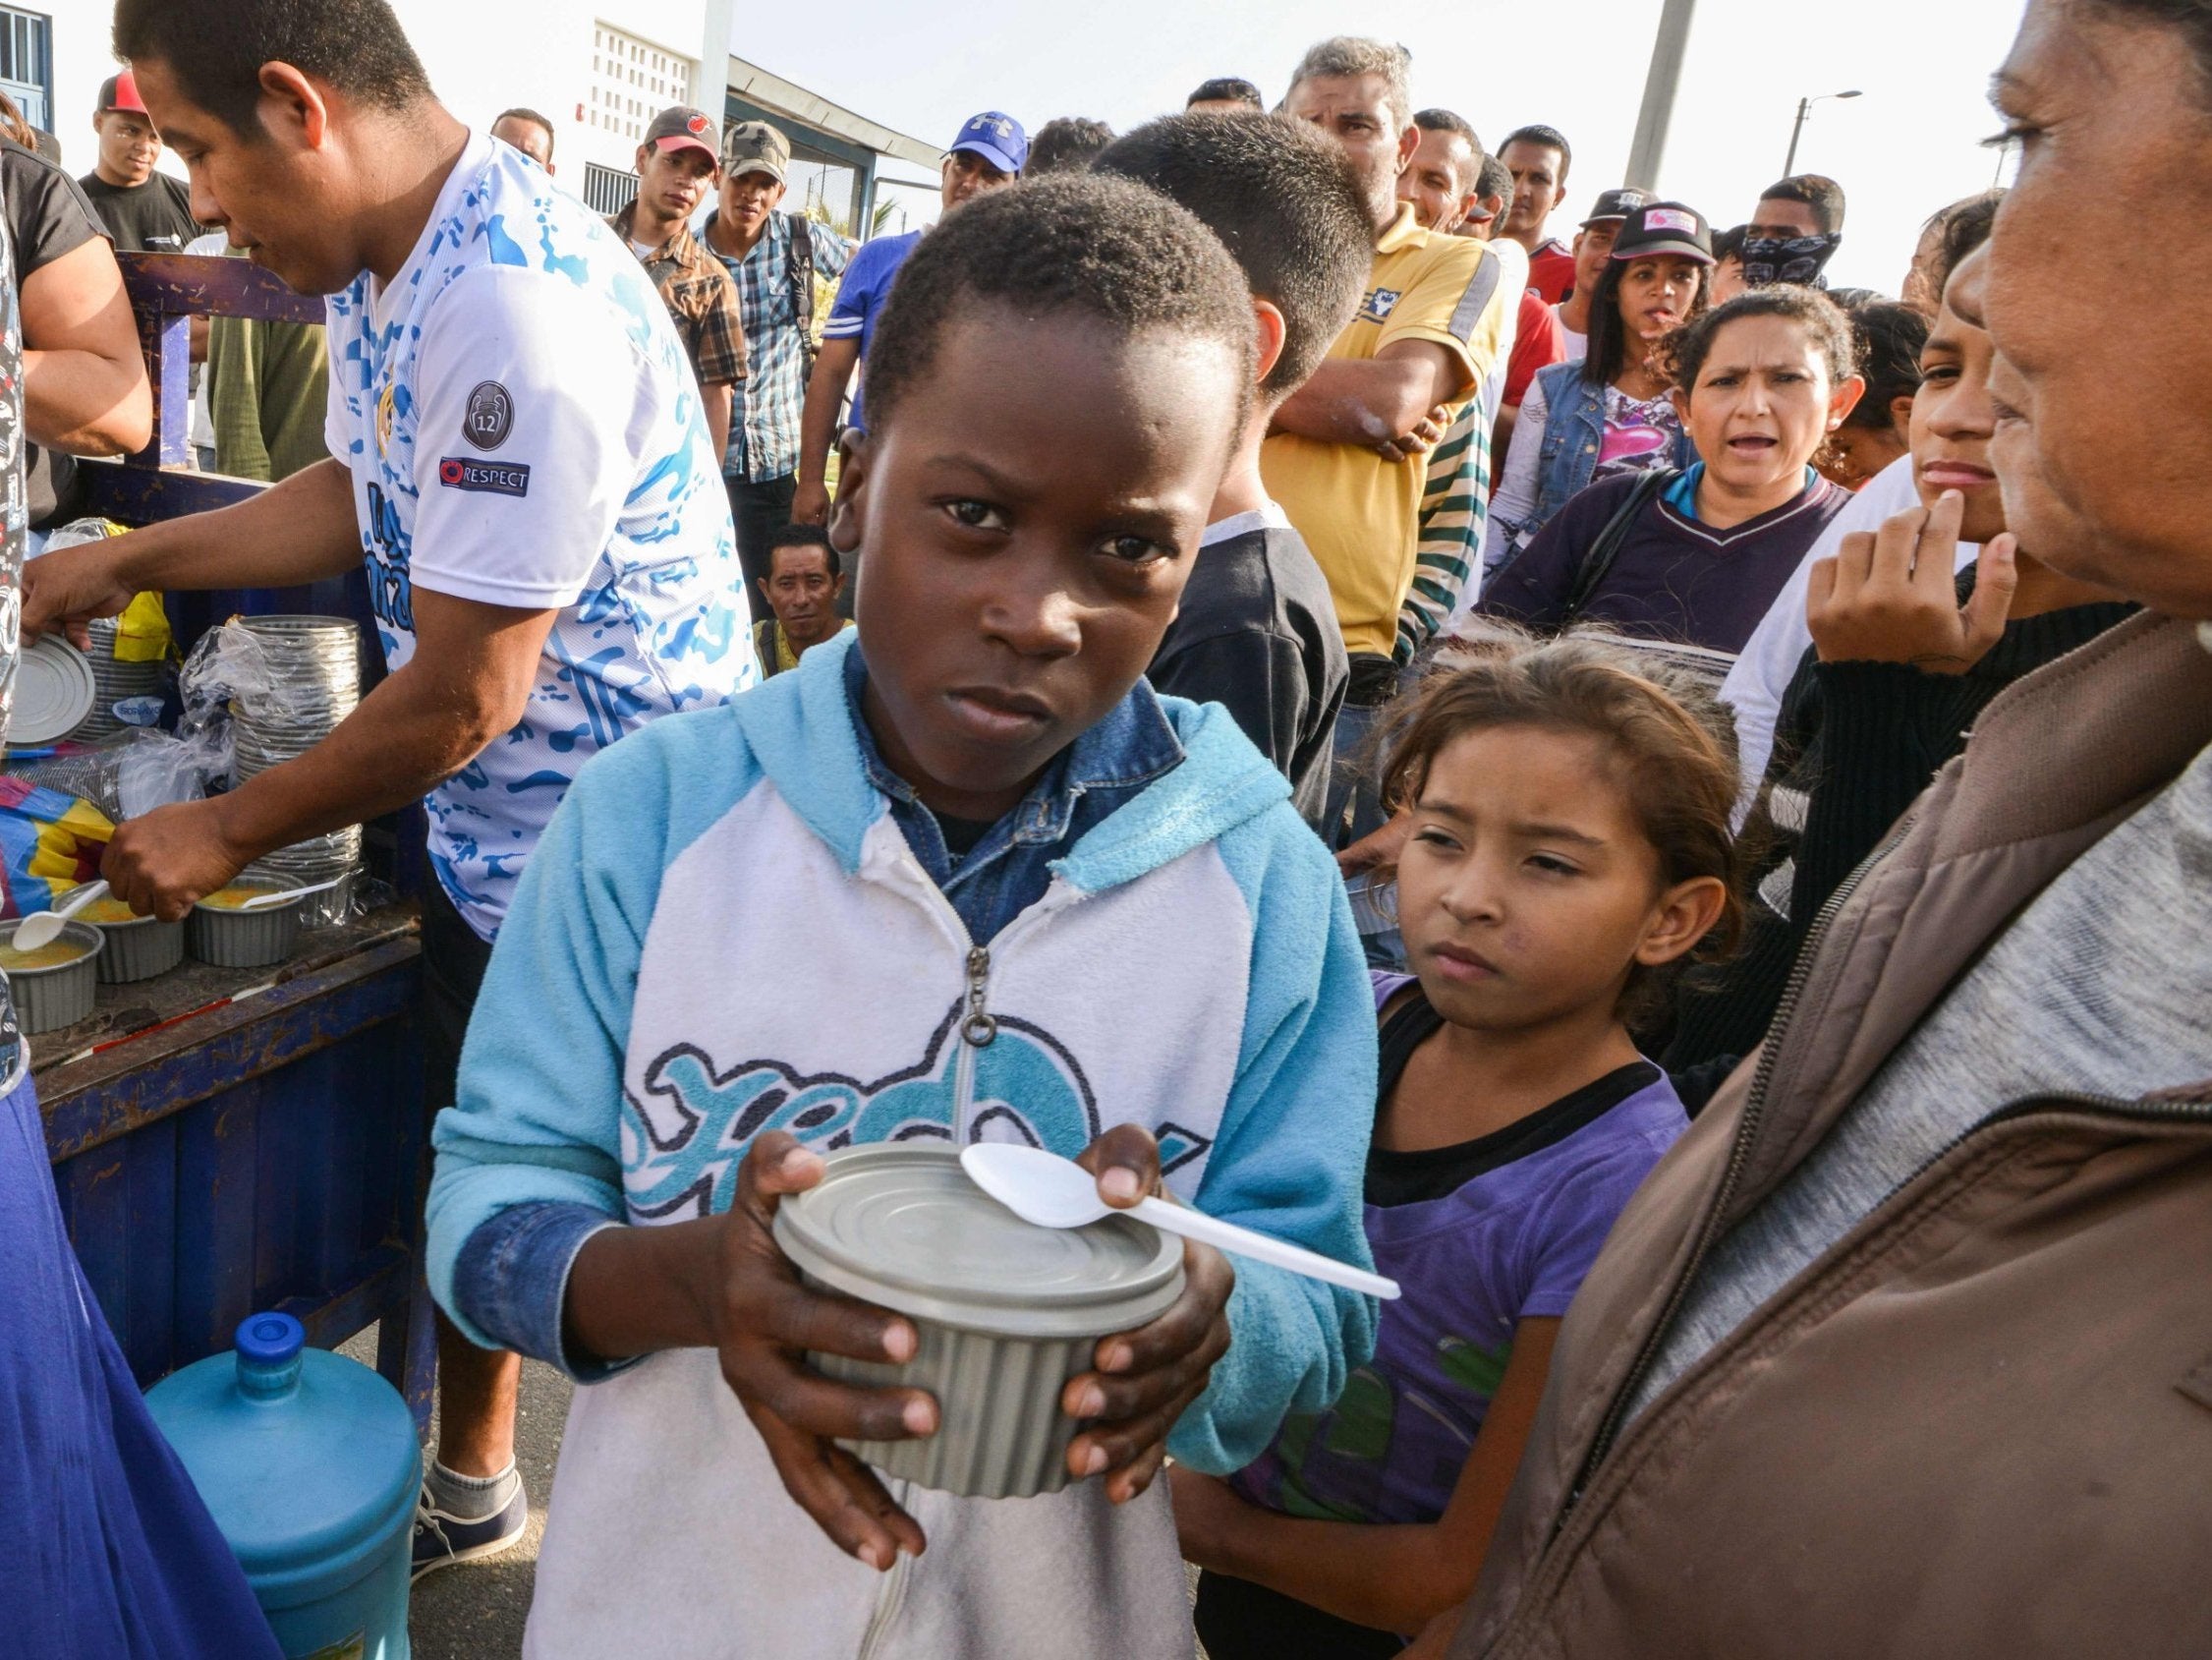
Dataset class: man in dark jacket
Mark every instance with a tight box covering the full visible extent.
[1422,3,2212,1653]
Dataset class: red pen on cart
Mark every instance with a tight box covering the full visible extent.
[54,980,281,1068]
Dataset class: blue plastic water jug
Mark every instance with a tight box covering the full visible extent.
[145,1312,420,1660]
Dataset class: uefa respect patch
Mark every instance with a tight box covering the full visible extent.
[437,456,531,497]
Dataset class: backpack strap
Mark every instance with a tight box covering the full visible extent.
[1560,467,1678,630]
[786,213,817,372]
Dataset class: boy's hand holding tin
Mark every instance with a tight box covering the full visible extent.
[564,1124,1234,1570]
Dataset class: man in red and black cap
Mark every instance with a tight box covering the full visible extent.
[610,105,746,461]
[79,68,200,251]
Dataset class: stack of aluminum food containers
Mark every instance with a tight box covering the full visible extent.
[229,615,363,930]
[69,614,169,740]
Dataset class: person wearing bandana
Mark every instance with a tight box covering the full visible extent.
[1743,173,1846,288]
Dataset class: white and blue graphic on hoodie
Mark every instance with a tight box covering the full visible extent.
[324,131,753,941]
[425,632,1379,1659]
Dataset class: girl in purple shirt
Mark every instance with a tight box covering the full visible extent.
[1173,634,1746,1657]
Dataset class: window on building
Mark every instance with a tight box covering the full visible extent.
[0,5,51,133]
[582,161,637,217]
[591,22,695,146]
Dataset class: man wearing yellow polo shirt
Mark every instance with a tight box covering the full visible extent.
[1267,35,1518,844]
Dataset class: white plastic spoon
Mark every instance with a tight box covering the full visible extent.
[960,1142,1401,1300]
[13,880,111,950]
[237,876,346,911]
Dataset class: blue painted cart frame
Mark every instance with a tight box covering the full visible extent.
[39,252,436,1422]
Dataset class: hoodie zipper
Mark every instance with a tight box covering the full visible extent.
[1558,814,1915,1523]
[854,1525,914,1660]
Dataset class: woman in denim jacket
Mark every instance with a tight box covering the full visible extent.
[1483,202,1714,581]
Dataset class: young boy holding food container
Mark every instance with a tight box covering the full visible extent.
[425,175,1382,1658]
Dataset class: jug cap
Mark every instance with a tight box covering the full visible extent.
[236,1311,305,1367]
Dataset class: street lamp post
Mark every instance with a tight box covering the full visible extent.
[1624,0,1699,193]
[1784,88,1862,176]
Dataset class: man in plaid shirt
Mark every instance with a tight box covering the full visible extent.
[610,105,748,465]
[700,120,853,590]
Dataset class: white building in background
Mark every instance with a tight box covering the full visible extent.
[16,0,937,238]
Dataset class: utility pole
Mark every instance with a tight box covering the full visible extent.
[1623,0,1698,193]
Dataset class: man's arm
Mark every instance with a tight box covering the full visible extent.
[792,334,858,523]
[1270,341,1467,449]
[99,586,559,920]
[20,236,152,457]
[23,456,363,643]
[701,378,733,462]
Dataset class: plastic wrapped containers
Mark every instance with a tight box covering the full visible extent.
[144,1311,419,1660]
[773,1143,1183,1499]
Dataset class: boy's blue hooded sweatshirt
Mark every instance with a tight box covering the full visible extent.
[426,630,1378,1660]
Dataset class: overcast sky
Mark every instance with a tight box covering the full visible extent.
[729,0,2029,293]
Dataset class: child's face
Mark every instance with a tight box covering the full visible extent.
[1394,725,1705,1033]
[834,306,1242,819]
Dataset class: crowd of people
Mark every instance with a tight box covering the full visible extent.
[6,0,2210,1655]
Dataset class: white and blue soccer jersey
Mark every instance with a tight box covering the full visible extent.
[325,133,755,940]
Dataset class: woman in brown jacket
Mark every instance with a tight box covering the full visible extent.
[1415,3,2212,1655]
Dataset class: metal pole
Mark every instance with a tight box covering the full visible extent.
[1784,96,1811,176]
[1623,0,1699,192]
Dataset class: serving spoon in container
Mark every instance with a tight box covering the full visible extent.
[961,1142,1401,1300]
[13,880,110,951]
[236,875,347,911]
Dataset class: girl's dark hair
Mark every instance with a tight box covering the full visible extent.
[1839,299,1930,429]
[1669,285,1854,394]
[1581,253,1712,387]
[1933,188,2004,296]
[1712,223,1749,263]
[1379,631,1744,1024]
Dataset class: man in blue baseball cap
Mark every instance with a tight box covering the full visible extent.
[792,110,1026,524]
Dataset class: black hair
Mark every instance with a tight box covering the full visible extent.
[766,522,841,580]
[863,173,1258,434]
[493,106,554,163]
[114,0,433,137]
[1712,222,1748,263]
[1758,173,1846,234]
[1412,107,1485,161]
[1500,123,1571,186]
[1932,188,2004,297]
[1823,286,1881,310]
[1187,77,1264,110]
[1092,114,1369,398]
[1838,299,1929,429]
[1474,153,1513,206]
[1582,250,1712,387]
[1670,285,1855,394]
[1026,117,1115,176]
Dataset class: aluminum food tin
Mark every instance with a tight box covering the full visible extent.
[188,886,304,969]
[0,918,104,1033]
[773,1142,1184,1500]
[92,911,186,983]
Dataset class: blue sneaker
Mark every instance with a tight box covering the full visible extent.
[412,1471,528,1581]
